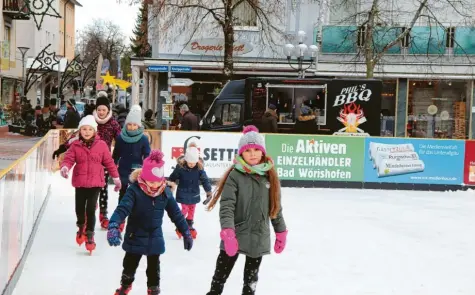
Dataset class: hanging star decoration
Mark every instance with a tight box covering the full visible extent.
[67,59,84,74]
[101,72,116,86]
[21,0,61,31]
[35,46,60,71]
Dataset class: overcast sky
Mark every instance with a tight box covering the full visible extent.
[75,0,139,40]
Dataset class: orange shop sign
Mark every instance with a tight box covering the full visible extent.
[184,38,253,56]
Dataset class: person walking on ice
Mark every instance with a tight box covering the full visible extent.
[205,125,288,295]
[107,150,193,295]
[60,115,121,254]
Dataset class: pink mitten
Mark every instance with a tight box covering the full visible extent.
[220,228,239,256]
[113,178,122,192]
[60,166,69,179]
[274,230,288,254]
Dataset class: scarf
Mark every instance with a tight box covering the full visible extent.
[137,176,166,197]
[120,126,144,143]
[93,109,112,125]
[233,155,274,176]
[79,135,95,149]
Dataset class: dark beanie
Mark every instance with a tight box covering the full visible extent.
[96,96,111,110]
[145,109,153,119]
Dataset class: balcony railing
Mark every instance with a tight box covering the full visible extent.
[3,0,30,20]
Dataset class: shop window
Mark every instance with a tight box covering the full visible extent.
[446,27,455,48]
[211,103,242,126]
[401,27,411,48]
[406,80,470,139]
[357,26,366,48]
[267,85,326,125]
[233,0,257,27]
[380,80,397,137]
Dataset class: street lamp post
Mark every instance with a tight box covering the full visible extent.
[17,46,29,103]
[283,31,319,78]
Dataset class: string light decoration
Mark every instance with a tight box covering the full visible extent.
[20,0,61,30]
[24,44,60,96]
[59,54,84,92]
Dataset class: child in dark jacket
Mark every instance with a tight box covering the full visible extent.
[107,150,193,295]
[60,115,121,254]
[93,92,122,228]
[167,143,212,239]
[112,105,151,232]
[205,126,287,295]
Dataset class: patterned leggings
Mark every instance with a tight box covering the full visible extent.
[100,170,109,214]
[206,250,262,295]
[181,204,197,220]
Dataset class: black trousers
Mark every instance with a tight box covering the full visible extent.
[207,250,263,295]
[118,180,128,203]
[121,252,160,288]
[99,170,109,214]
[75,187,101,232]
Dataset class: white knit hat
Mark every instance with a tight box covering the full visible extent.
[184,146,200,163]
[125,105,142,127]
[78,115,98,132]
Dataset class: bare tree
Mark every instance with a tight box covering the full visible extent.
[120,0,286,81]
[328,0,474,77]
[76,19,126,75]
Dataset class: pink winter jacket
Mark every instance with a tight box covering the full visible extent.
[61,137,119,188]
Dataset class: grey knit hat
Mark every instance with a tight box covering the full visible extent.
[125,104,143,127]
[238,125,266,155]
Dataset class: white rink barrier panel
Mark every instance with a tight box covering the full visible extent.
[0,130,58,294]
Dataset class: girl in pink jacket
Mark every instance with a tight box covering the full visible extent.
[60,115,121,255]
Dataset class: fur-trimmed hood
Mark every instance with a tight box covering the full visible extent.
[129,168,142,183]
[177,155,204,170]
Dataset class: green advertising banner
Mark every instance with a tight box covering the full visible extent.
[266,135,365,181]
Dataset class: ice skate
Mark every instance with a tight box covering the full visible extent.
[100,212,109,229]
[147,286,160,295]
[76,224,86,246]
[175,228,182,239]
[187,219,197,239]
[85,231,96,255]
[114,285,132,295]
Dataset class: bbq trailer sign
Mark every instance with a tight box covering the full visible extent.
[326,79,382,137]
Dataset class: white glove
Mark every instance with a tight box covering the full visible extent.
[60,166,69,179]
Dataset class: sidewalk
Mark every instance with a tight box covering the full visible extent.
[0,126,41,172]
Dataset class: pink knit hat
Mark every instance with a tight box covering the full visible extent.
[238,125,266,155]
[140,150,165,182]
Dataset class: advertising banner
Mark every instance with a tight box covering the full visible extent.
[266,135,365,181]
[463,140,475,185]
[326,79,382,136]
[160,131,243,178]
[363,137,465,184]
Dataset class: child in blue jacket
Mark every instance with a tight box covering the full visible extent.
[112,105,151,231]
[167,143,212,239]
[107,150,193,295]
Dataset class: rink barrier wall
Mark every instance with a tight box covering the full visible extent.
[158,131,474,190]
[0,130,58,295]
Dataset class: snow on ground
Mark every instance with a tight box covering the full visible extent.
[12,174,475,295]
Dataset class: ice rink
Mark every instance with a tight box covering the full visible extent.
[11,173,475,295]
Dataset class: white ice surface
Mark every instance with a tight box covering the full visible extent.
[12,173,475,295]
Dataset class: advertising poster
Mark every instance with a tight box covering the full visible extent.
[326,79,382,136]
[160,131,244,178]
[463,140,475,185]
[363,137,465,184]
[266,135,365,182]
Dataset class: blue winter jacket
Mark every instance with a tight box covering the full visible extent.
[109,170,190,256]
[168,158,212,205]
[112,134,150,184]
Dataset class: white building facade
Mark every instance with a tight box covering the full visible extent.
[132,0,475,139]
